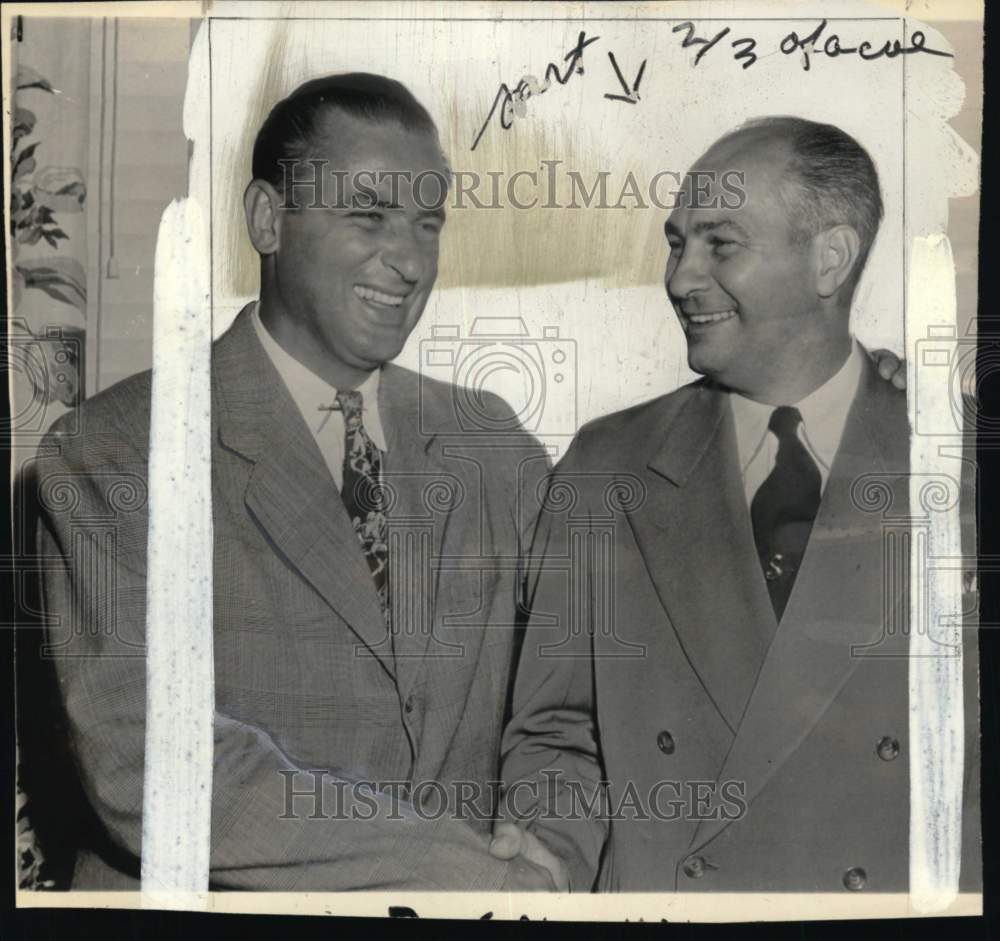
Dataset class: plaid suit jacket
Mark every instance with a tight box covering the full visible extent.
[34,305,550,890]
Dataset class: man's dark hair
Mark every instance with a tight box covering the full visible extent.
[722,116,884,288]
[251,72,443,193]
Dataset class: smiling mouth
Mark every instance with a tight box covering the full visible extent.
[354,284,409,309]
[683,309,737,330]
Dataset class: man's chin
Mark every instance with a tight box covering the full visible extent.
[352,337,408,370]
[685,344,726,381]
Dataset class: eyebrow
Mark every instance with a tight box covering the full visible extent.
[417,206,447,222]
[350,198,445,220]
[665,219,750,240]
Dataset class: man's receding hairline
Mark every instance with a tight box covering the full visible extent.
[688,134,800,231]
[699,131,829,243]
[696,129,794,176]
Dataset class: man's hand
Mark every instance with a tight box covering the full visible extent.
[870,348,907,390]
[498,854,560,892]
[490,822,570,892]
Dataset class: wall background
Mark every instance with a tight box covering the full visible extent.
[9,15,191,461]
[90,18,190,394]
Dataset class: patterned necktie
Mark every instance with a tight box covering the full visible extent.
[336,390,390,622]
[750,406,822,622]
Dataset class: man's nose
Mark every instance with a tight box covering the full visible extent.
[381,229,424,283]
[666,246,710,300]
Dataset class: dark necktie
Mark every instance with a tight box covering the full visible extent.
[750,406,822,622]
[336,390,390,623]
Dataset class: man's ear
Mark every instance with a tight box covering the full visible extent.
[243,180,283,255]
[814,224,862,298]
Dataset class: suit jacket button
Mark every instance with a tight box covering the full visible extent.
[404,695,415,714]
[876,736,900,761]
[843,866,867,891]
[682,855,706,879]
[657,731,676,755]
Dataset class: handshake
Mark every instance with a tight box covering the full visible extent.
[489,822,570,892]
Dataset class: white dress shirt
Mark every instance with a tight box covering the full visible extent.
[251,302,388,492]
[730,341,865,505]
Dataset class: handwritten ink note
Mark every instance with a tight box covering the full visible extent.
[471,20,952,151]
[471,30,600,151]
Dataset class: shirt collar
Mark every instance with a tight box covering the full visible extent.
[794,339,864,473]
[729,391,773,473]
[730,339,864,474]
[251,301,388,451]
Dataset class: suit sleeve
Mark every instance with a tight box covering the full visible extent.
[499,442,610,892]
[36,421,513,892]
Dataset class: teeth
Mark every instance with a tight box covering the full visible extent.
[354,285,405,307]
[687,309,737,325]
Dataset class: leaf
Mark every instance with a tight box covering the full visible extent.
[34,165,83,190]
[16,65,55,93]
[14,144,38,181]
[17,259,87,314]
[14,157,36,181]
[16,142,38,163]
[44,257,87,292]
[37,281,74,306]
[19,257,87,302]
[33,166,87,212]
[15,107,36,130]
[13,108,37,144]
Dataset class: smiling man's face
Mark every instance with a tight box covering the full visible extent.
[664,136,821,398]
[264,110,448,386]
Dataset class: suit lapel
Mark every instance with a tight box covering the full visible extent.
[691,360,906,851]
[214,307,391,671]
[625,383,776,733]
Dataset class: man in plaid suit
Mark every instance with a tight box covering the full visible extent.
[33,73,560,891]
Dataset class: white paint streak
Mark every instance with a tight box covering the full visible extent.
[907,233,964,911]
[141,21,214,909]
